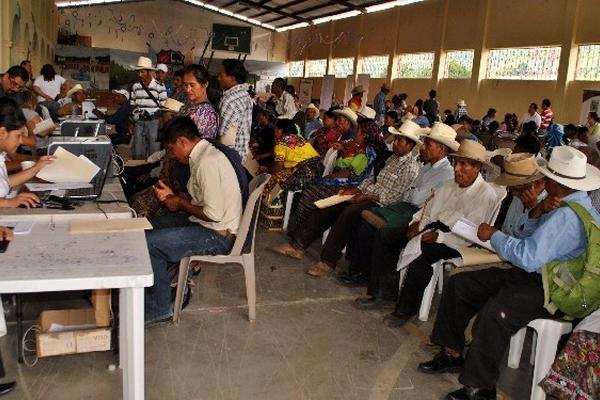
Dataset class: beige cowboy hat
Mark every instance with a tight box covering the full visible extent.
[537,146,600,191]
[305,103,319,114]
[357,106,376,120]
[422,122,460,151]
[333,107,358,127]
[495,153,545,186]
[457,99,467,107]
[351,85,365,95]
[131,56,156,71]
[160,98,184,113]
[449,139,493,168]
[388,120,427,145]
[65,84,84,98]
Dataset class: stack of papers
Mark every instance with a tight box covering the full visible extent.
[33,119,56,136]
[451,218,495,252]
[69,218,153,234]
[314,194,354,209]
[36,147,100,183]
[0,220,35,235]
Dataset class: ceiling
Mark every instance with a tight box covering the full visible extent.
[55,0,425,32]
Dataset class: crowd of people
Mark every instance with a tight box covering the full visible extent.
[1,57,600,399]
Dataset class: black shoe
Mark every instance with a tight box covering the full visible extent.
[0,382,15,396]
[418,350,464,374]
[382,311,411,328]
[445,386,496,400]
[353,296,394,310]
[337,273,369,287]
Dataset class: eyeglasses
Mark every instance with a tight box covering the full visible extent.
[8,77,25,92]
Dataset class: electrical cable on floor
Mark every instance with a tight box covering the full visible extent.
[21,325,41,367]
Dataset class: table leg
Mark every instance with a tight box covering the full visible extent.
[16,295,23,364]
[120,287,144,400]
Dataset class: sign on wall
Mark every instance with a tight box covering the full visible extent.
[581,90,600,124]
[299,79,313,108]
[320,75,335,111]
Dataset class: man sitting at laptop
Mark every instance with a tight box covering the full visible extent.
[144,117,243,325]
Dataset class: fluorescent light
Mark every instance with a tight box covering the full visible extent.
[181,0,275,30]
[276,22,310,32]
[312,10,361,25]
[366,0,424,13]
[56,0,122,6]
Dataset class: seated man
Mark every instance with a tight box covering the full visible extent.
[419,146,600,400]
[380,140,503,326]
[93,89,133,146]
[346,122,459,297]
[144,116,243,324]
[272,120,424,277]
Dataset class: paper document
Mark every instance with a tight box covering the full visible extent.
[457,247,502,265]
[69,217,153,234]
[1,220,35,235]
[33,119,56,136]
[397,233,424,271]
[314,194,354,209]
[36,147,100,183]
[451,218,495,252]
[25,182,93,192]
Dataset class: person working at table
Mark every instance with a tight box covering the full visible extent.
[0,98,54,208]
[144,116,243,325]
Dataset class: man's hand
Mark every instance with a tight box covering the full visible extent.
[9,193,40,208]
[421,230,438,244]
[0,227,13,241]
[162,195,181,212]
[34,155,56,172]
[331,142,344,150]
[530,196,562,219]
[406,222,420,239]
[338,187,361,196]
[519,186,539,210]
[477,223,497,241]
[153,180,174,202]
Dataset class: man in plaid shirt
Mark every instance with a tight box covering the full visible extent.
[218,59,253,162]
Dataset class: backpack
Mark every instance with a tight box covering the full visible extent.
[542,201,600,319]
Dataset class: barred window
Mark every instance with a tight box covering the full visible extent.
[288,61,304,78]
[361,55,389,79]
[486,47,561,80]
[575,44,600,81]
[305,59,327,78]
[330,57,354,78]
[444,50,474,79]
[397,52,435,79]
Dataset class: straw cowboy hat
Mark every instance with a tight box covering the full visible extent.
[357,106,376,120]
[111,88,130,101]
[457,99,467,107]
[305,103,319,114]
[537,146,600,191]
[351,85,365,95]
[160,98,184,113]
[422,122,460,151]
[65,84,84,98]
[131,56,156,71]
[449,139,493,168]
[495,153,545,186]
[388,120,427,145]
[333,107,358,127]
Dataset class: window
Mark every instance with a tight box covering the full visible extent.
[397,52,435,79]
[575,44,600,81]
[361,55,389,79]
[330,57,354,78]
[444,50,474,79]
[486,46,561,80]
[288,61,304,78]
[305,59,327,78]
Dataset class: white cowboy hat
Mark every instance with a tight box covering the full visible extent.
[333,107,358,127]
[495,153,545,186]
[65,84,84,98]
[131,56,156,71]
[160,98,184,113]
[111,88,130,100]
[537,146,600,191]
[457,99,467,107]
[388,120,427,145]
[351,85,365,95]
[449,139,493,168]
[305,103,319,114]
[422,122,460,151]
[357,106,376,120]
[156,63,168,73]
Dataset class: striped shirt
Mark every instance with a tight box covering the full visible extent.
[358,153,420,206]
[218,83,253,162]
[540,107,554,129]
[130,78,167,115]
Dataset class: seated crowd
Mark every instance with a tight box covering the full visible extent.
[2,58,600,400]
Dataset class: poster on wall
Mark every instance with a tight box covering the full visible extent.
[299,79,313,108]
[55,45,110,91]
[320,75,335,111]
[581,90,600,124]
[356,74,371,106]
[344,75,355,104]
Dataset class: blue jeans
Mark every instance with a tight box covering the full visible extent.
[144,213,233,322]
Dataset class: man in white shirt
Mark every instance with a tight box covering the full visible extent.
[271,77,297,120]
[380,140,503,327]
[144,117,242,324]
[520,102,542,130]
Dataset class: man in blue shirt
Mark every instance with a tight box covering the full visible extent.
[373,83,390,123]
[418,146,600,400]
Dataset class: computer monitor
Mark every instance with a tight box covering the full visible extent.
[59,120,106,137]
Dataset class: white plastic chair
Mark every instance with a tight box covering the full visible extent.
[282,149,339,230]
[399,183,507,322]
[172,173,271,323]
[507,319,572,400]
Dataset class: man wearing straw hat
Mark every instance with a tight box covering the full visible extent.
[348,85,365,112]
[381,140,501,328]
[420,146,600,400]
[130,56,167,159]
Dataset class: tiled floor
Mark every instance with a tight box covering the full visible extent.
[1,228,533,399]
